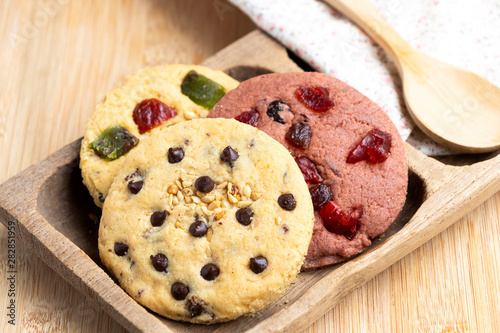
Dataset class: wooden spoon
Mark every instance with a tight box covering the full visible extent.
[324,0,500,153]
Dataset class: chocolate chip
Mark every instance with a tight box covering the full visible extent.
[278,193,296,211]
[186,296,205,317]
[189,220,208,237]
[267,100,290,124]
[171,282,189,300]
[124,169,141,181]
[286,122,312,149]
[98,193,105,203]
[200,263,219,281]
[150,253,168,272]
[127,180,144,194]
[236,207,253,226]
[195,176,215,193]
[309,184,333,210]
[168,147,184,163]
[150,210,167,227]
[249,256,268,274]
[114,242,129,256]
[282,225,289,234]
[220,146,239,167]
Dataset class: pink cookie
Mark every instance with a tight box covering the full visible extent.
[209,72,408,269]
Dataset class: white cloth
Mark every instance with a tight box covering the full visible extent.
[229,0,500,155]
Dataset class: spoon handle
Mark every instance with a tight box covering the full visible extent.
[323,0,414,70]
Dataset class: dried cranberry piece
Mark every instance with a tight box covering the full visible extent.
[309,184,333,210]
[295,156,323,183]
[234,109,259,127]
[133,99,177,134]
[286,123,312,149]
[347,129,392,164]
[319,201,363,240]
[296,86,334,112]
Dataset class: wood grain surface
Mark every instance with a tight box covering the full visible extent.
[0,1,499,332]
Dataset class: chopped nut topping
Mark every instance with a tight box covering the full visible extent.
[216,181,228,189]
[251,192,262,201]
[242,184,251,198]
[236,200,252,208]
[167,184,179,194]
[227,192,238,204]
[214,211,226,221]
[182,188,194,196]
[184,110,196,120]
[201,194,215,203]
[201,205,214,216]
[208,201,220,211]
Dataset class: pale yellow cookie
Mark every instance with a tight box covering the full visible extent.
[80,65,239,207]
[98,118,314,323]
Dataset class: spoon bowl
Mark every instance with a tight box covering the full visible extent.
[325,0,500,153]
[401,52,500,153]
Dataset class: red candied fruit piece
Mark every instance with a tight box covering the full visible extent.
[347,129,392,164]
[295,86,334,112]
[295,156,323,184]
[234,109,259,127]
[319,201,363,240]
[133,99,177,134]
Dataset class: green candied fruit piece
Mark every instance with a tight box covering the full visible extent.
[181,70,226,109]
[89,125,139,161]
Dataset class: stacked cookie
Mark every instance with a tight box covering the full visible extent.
[80,65,239,207]
[80,66,407,323]
[209,72,408,269]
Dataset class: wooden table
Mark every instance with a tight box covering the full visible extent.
[1,1,499,331]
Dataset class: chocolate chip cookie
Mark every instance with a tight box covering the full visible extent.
[98,118,314,323]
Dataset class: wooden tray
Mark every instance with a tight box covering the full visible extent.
[0,30,499,333]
